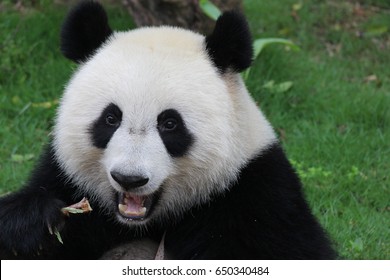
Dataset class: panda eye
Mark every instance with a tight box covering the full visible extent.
[105,113,120,127]
[160,118,178,132]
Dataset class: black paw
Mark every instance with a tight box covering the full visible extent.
[0,190,66,258]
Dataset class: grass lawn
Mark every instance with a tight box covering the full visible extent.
[0,0,389,259]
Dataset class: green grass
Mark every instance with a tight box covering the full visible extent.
[0,0,389,259]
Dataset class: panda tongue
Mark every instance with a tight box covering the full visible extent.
[118,193,146,218]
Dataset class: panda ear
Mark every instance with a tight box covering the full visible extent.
[60,1,113,63]
[205,11,253,73]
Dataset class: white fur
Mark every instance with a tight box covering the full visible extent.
[53,26,277,225]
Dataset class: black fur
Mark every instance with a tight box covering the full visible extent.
[60,1,112,63]
[165,143,337,259]
[206,11,253,73]
[90,103,122,149]
[157,109,194,157]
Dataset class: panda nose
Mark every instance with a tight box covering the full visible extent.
[110,171,149,190]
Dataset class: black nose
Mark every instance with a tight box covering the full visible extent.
[110,171,149,190]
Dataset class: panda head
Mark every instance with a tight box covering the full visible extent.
[53,1,276,227]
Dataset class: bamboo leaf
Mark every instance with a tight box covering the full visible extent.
[244,39,299,80]
[61,207,85,214]
[199,0,221,21]
[263,80,294,93]
[364,26,388,37]
[253,38,299,58]
[31,99,58,109]
[54,229,63,244]
[11,154,35,163]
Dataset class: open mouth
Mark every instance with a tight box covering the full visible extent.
[117,192,156,221]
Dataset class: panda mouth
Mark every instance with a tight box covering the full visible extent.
[117,192,154,220]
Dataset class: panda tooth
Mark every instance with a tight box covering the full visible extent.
[123,207,147,216]
[118,204,127,213]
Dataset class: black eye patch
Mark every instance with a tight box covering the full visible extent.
[157,109,194,157]
[90,103,122,149]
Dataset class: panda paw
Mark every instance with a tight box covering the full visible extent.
[0,191,66,258]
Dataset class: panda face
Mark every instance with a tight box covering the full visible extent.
[91,104,191,222]
[92,103,195,222]
[54,12,276,227]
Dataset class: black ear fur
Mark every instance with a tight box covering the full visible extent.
[205,11,253,73]
[60,1,113,63]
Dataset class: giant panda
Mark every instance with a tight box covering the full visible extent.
[0,1,336,259]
